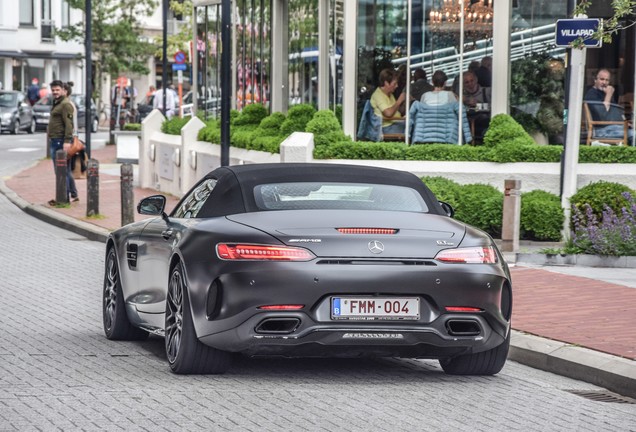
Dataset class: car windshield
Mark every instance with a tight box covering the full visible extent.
[0,93,17,107]
[254,182,429,212]
[35,95,53,106]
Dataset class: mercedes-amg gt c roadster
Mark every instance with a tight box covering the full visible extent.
[103,163,512,375]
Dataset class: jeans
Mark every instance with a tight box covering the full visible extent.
[382,121,405,134]
[49,138,78,200]
[595,125,634,146]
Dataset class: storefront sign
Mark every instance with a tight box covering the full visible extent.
[555,19,602,48]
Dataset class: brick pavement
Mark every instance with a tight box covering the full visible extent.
[4,147,636,362]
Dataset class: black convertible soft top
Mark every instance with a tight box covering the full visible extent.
[191,163,444,217]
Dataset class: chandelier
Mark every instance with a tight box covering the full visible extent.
[430,0,494,39]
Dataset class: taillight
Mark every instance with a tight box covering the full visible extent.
[257,305,304,310]
[337,228,398,235]
[435,246,497,264]
[216,243,315,261]
[445,306,483,312]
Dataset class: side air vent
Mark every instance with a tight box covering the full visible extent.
[337,228,398,235]
[126,243,138,269]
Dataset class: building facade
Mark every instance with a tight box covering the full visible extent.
[192,0,634,142]
[0,0,85,93]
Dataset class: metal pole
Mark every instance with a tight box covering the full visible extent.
[120,163,134,226]
[55,149,68,204]
[405,0,412,145]
[220,0,231,166]
[86,159,100,217]
[162,0,168,117]
[457,0,465,145]
[85,0,92,159]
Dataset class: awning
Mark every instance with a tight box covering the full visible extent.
[0,50,81,60]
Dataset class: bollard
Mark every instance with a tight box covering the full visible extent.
[501,179,521,253]
[55,149,68,204]
[86,159,100,217]
[120,163,134,226]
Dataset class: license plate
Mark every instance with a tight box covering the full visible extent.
[36,118,49,124]
[331,297,419,320]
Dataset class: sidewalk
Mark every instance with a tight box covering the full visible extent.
[1,145,635,398]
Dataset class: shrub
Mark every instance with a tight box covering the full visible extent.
[306,110,349,147]
[280,104,317,136]
[569,181,635,226]
[197,118,220,143]
[569,192,636,256]
[421,176,462,209]
[484,142,562,163]
[314,141,406,160]
[483,114,535,147]
[251,136,283,153]
[233,104,268,126]
[123,123,141,131]
[257,112,286,136]
[520,190,564,241]
[454,184,503,237]
[231,125,259,149]
[406,144,485,161]
[161,116,190,135]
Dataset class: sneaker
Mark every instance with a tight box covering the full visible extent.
[48,199,57,206]
[72,196,79,202]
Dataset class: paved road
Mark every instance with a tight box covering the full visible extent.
[1,192,635,431]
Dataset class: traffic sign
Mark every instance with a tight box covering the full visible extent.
[555,18,602,48]
[172,63,187,71]
[174,50,187,64]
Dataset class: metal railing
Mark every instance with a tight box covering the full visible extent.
[392,23,565,80]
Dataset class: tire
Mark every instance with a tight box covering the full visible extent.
[11,120,19,135]
[439,331,510,375]
[165,262,231,374]
[103,247,149,341]
[92,117,99,133]
[27,118,35,134]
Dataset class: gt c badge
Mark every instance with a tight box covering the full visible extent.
[436,240,455,246]
[368,240,385,254]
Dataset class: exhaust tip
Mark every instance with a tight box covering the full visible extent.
[446,319,481,336]
[255,318,301,334]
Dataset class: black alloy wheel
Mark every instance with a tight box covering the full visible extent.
[103,247,148,340]
[165,262,231,374]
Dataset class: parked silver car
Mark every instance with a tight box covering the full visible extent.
[0,91,36,134]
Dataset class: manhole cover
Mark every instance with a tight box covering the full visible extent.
[566,390,636,404]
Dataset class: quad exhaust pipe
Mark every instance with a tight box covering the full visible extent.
[446,319,481,336]
[255,318,301,334]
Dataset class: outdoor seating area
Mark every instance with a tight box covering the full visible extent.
[583,102,630,146]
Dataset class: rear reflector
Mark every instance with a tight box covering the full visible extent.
[337,228,398,235]
[445,306,483,312]
[257,305,304,310]
[217,243,315,261]
[435,246,497,264]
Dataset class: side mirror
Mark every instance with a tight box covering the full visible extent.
[138,194,166,216]
[439,201,454,218]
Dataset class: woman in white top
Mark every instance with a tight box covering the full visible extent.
[421,70,457,106]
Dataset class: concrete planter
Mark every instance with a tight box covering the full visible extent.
[516,253,636,268]
[112,130,141,164]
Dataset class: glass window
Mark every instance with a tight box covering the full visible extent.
[254,182,428,212]
[41,0,51,20]
[20,0,34,26]
[61,0,70,27]
[173,179,218,218]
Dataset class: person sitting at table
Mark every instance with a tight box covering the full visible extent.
[370,68,406,135]
[410,68,434,103]
[584,68,634,145]
[421,70,457,105]
[462,71,491,143]
[409,70,472,145]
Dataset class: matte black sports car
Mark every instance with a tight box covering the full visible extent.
[103,163,512,375]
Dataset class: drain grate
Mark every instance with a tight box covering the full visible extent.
[566,390,636,404]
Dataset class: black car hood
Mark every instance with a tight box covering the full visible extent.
[226,210,467,259]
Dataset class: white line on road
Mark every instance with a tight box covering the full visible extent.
[7,148,41,152]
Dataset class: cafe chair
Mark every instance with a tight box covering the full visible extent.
[356,100,405,142]
[583,102,629,146]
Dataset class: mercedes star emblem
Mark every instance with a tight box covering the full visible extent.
[368,240,385,254]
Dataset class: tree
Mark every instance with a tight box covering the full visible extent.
[573,0,636,46]
[56,0,158,105]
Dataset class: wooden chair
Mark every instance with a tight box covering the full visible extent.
[381,117,405,141]
[582,102,629,146]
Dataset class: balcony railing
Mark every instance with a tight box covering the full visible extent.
[41,20,55,43]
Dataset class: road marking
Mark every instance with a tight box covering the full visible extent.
[7,148,41,153]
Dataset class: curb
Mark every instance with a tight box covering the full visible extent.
[509,331,636,399]
[1,179,635,398]
[516,253,636,268]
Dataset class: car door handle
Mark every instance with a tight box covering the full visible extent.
[161,229,174,240]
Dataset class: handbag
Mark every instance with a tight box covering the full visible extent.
[67,136,85,158]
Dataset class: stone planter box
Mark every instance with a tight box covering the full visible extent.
[516,253,636,268]
[113,130,141,164]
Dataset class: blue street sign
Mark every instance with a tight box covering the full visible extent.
[555,18,602,48]
[172,63,187,71]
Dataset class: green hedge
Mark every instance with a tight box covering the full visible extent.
[454,184,504,237]
[520,190,564,241]
[570,181,635,225]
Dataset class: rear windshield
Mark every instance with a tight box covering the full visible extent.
[254,182,428,212]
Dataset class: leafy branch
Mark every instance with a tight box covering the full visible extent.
[571,0,636,48]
